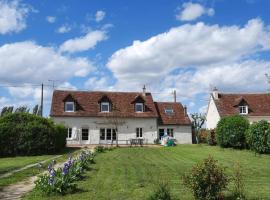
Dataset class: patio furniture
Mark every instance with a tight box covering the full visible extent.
[129,138,144,147]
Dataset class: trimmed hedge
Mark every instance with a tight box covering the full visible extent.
[216,115,249,148]
[0,113,66,157]
[246,120,270,154]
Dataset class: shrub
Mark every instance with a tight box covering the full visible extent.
[148,182,172,200]
[207,129,217,146]
[216,115,249,148]
[231,162,246,199]
[198,129,208,143]
[94,145,106,153]
[0,113,66,157]
[183,156,228,200]
[246,120,270,154]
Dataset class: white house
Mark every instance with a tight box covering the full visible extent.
[206,88,270,129]
[50,89,192,145]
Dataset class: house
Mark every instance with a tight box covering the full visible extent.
[50,89,192,145]
[206,88,270,129]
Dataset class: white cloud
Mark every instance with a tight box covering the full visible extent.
[0,41,95,84]
[107,18,270,92]
[85,76,113,90]
[176,2,214,21]
[0,0,31,34]
[56,24,71,33]
[46,16,56,23]
[95,10,106,22]
[59,30,108,53]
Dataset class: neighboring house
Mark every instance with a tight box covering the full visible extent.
[206,88,270,129]
[50,89,192,145]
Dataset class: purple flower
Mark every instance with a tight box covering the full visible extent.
[50,169,56,177]
[48,164,52,172]
[48,177,54,185]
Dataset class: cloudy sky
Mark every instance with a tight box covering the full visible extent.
[0,0,270,116]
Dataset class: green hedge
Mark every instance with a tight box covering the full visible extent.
[246,120,270,154]
[216,115,249,148]
[0,113,66,157]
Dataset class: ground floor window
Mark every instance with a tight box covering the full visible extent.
[82,128,89,140]
[159,129,164,139]
[167,128,174,137]
[67,128,72,138]
[136,128,143,138]
[100,128,116,140]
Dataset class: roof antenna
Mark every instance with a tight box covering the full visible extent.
[142,85,146,96]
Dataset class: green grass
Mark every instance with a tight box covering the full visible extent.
[0,148,81,189]
[24,145,270,200]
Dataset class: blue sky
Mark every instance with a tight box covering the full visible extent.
[0,0,270,116]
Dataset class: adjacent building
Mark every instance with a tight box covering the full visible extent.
[206,88,270,129]
[50,89,192,145]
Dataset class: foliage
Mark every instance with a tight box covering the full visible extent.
[148,182,172,200]
[0,113,66,156]
[231,162,246,200]
[246,120,270,154]
[198,129,208,143]
[35,151,94,195]
[207,129,217,146]
[191,113,206,144]
[94,146,106,153]
[183,156,228,200]
[216,115,249,148]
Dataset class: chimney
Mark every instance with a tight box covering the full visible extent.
[173,90,176,102]
[183,105,187,116]
[212,87,219,100]
[142,85,146,96]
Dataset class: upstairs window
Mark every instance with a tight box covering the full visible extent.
[239,106,248,115]
[65,102,75,112]
[135,103,144,112]
[101,102,110,112]
[165,108,173,115]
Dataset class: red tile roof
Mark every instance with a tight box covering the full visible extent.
[154,102,191,125]
[214,93,270,117]
[50,90,158,118]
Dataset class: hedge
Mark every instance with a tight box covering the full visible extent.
[0,113,66,157]
[216,115,249,148]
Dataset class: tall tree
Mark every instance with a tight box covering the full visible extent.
[32,104,39,115]
[191,113,206,144]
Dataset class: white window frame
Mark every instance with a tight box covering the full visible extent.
[101,102,110,112]
[67,128,72,139]
[100,128,116,141]
[81,128,89,141]
[239,105,248,115]
[65,102,75,112]
[165,108,174,115]
[167,128,174,137]
[136,128,143,138]
[135,103,144,112]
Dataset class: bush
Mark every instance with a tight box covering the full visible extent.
[207,129,217,146]
[216,115,249,148]
[246,120,270,154]
[198,129,208,143]
[183,156,228,200]
[94,146,106,153]
[231,162,246,199]
[0,113,66,157]
[148,182,172,200]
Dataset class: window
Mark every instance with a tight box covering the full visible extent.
[136,128,143,138]
[65,102,74,112]
[101,102,110,112]
[159,129,165,139]
[100,128,116,140]
[165,108,173,115]
[167,128,174,137]
[67,128,72,138]
[81,128,89,140]
[135,103,143,112]
[239,106,248,115]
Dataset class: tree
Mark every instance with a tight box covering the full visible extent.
[1,106,14,117]
[32,104,39,115]
[191,113,206,144]
[15,106,30,113]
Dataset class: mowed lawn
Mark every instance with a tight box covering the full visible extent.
[24,145,270,200]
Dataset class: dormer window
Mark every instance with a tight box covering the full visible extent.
[65,102,75,112]
[101,102,110,112]
[165,108,173,115]
[135,103,144,112]
[239,106,248,115]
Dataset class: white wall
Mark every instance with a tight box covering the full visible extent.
[158,125,192,144]
[52,117,157,145]
[206,96,221,129]
[247,116,270,124]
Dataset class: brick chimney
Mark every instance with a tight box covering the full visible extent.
[183,105,187,116]
[142,85,146,96]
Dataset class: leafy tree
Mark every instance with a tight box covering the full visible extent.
[32,104,39,115]
[1,106,14,117]
[191,113,206,144]
[15,106,30,113]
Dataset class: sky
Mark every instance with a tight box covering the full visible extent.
[0,0,270,116]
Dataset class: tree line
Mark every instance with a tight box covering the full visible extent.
[0,105,42,117]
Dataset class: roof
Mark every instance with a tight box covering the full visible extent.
[50,90,158,118]
[154,102,191,125]
[214,93,270,117]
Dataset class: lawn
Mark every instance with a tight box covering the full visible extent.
[24,145,270,200]
[0,148,80,188]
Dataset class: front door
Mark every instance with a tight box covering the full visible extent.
[159,129,165,139]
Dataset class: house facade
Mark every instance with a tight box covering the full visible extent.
[50,90,192,145]
[206,88,270,129]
